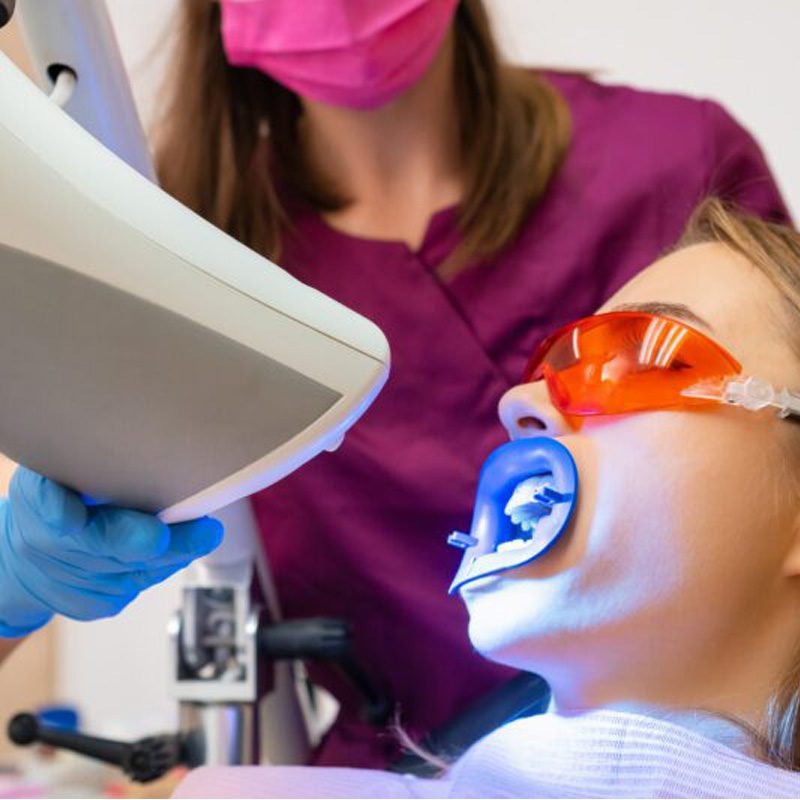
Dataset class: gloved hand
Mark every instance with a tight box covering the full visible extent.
[0,467,223,637]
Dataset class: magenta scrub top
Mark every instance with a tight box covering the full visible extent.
[250,72,789,768]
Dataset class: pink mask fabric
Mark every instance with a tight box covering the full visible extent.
[219,0,460,109]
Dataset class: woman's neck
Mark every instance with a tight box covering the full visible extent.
[299,32,463,248]
[543,595,800,755]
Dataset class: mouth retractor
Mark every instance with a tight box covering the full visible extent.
[447,438,578,594]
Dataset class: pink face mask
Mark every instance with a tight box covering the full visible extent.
[219,0,460,110]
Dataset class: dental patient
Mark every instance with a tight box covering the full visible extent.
[175,199,800,798]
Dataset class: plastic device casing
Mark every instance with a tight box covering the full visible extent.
[0,46,390,522]
[449,438,578,594]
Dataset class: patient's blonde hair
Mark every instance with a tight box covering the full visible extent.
[679,198,800,770]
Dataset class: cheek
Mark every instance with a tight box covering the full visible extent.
[571,411,790,630]
[463,575,584,664]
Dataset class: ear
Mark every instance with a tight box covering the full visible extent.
[781,507,800,578]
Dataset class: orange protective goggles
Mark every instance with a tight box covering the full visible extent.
[525,312,800,420]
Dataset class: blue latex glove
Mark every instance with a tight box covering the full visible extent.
[0,467,223,637]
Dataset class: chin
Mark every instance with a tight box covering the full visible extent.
[467,617,546,673]
[467,612,517,662]
[464,588,538,667]
[468,610,576,678]
[462,578,575,672]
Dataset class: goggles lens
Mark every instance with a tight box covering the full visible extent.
[525,312,742,416]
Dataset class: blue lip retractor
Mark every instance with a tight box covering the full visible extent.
[448,437,578,594]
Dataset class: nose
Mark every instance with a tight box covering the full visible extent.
[498,381,574,439]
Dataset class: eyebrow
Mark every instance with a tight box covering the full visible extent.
[608,301,714,332]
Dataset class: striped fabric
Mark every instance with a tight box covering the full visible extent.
[174,710,800,798]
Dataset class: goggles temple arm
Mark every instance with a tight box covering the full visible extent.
[682,376,800,421]
[774,388,800,421]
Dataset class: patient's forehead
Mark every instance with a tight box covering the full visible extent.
[599,242,796,384]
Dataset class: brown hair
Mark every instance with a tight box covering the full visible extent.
[153,0,571,274]
[680,197,800,770]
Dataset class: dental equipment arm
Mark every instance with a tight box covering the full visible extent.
[2,0,389,771]
[14,0,152,179]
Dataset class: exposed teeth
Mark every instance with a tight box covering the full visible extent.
[497,538,530,552]
[489,474,559,554]
[504,474,555,532]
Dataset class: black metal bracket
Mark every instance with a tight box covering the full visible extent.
[7,712,202,783]
[259,617,392,724]
[7,615,391,782]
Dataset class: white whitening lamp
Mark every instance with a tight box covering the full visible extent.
[0,33,389,524]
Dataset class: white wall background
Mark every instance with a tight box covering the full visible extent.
[491,0,798,216]
[107,0,800,213]
[57,0,800,737]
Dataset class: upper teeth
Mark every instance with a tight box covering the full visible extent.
[504,474,555,532]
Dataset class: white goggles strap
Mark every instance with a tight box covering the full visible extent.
[682,376,800,420]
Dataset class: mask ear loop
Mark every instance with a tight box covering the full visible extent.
[682,376,800,421]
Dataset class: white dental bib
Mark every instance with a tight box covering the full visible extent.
[174,709,800,798]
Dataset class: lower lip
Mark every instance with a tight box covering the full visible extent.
[460,574,504,594]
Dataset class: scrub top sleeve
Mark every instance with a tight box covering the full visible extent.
[701,99,791,223]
